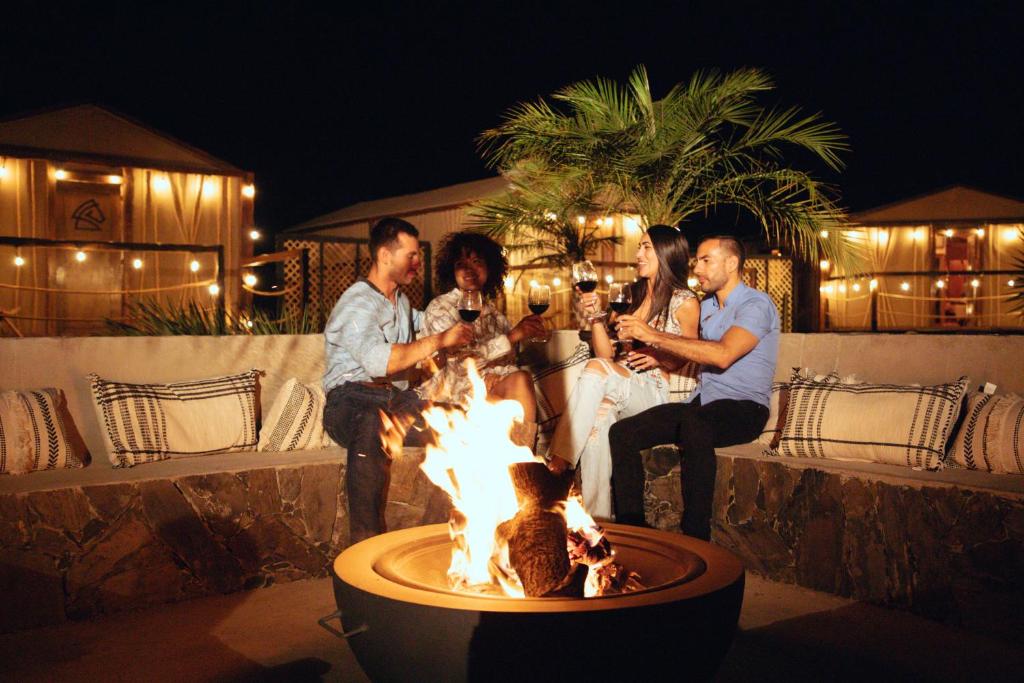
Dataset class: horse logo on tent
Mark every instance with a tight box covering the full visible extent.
[71,199,106,231]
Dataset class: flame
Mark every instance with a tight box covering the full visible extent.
[419,360,537,592]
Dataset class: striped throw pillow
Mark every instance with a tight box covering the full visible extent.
[778,375,968,469]
[0,388,87,475]
[89,370,261,467]
[949,393,1024,474]
[258,378,331,452]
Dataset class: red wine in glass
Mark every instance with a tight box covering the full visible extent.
[576,279,598,293]
[609,301,629,314]
[528,303,549,315]
[459,308,481,323]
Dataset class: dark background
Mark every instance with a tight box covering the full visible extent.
[1,1,1021,244]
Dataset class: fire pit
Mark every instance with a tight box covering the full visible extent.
[332,522,744,681]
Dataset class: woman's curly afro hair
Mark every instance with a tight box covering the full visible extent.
[434,231,509,299]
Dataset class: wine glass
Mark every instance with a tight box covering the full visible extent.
[572,260,604,323]
[527,284,551,342]
[608,281,632,351]
[458,289,483,324]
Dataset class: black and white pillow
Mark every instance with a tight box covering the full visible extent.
[777,375,968,470]
[88,370,261,467]
[0,388,87,475]
[948,392,1024,474]
[258,378,332,452]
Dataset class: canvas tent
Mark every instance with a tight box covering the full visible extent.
[0,104,256,336]
[822,186,1024,331]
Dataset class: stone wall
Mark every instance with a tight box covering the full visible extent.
[0,451,447,633]
[643,446,1024,642]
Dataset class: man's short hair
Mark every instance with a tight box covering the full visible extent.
[700,234,746,270]
[369,217,419,262]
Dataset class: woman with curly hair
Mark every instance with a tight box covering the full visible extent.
[547,225,700,519]
[417,231,546,448]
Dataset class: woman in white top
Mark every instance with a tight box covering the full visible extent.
[548,225,700,519]
[417,231,546,448]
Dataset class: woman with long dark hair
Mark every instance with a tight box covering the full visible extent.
[417,231,546,448]
[548,225,699,518]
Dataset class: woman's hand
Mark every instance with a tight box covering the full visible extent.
[577,290,602,323]
[624,349,660,372]
[508,315,546,344]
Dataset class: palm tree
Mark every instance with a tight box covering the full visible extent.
[470,65,860,271]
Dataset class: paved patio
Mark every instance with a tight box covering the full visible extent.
[1,573,1020,682]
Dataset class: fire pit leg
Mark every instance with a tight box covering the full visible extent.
[317,609,368,639]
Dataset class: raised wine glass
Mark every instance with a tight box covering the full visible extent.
[572,260,604,323]
[458,289,483,324]
[527,284,551,342]
[608,281,631,316]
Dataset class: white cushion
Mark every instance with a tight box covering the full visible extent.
[258,378,332,452]
[948,392,1024,474]
[530,342,591,455]
[0,388,87,475]
[777,375,968,470]
[88,370,261,467]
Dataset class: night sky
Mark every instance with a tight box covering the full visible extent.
[1,2,1021,244]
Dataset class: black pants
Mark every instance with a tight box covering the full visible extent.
[608,397,768,541]
[324,383,435,544]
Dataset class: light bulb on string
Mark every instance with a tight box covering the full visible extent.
[208,283,220,296]
[132,258,143,270]
[13,255,25,267]
[75,250,86,262]
[243,273,258,287]
[190,260,200,273]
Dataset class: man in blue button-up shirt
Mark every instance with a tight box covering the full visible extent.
[322,217,473,543]
[611,235,778,540]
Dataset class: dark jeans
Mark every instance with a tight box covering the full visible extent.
[324,382,435,544]
[608,397,768,541]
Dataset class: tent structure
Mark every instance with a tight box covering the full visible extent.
[822,186,1024,331]
[0,105,257,336]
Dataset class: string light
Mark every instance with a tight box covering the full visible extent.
[975,228,985,237]
[819,259,830,271]
[688,277,699,289]
[55,169,68,180]
[852,282,861,292]
[107,175,123,185]
[190,260,200,272]
[552,276,562,286]
[970,278,980,289]
[837,283,846,294]
[241,183,256,199]
[529,279,539,288]
[623,216,640,234]
[944,228,954,237]
[245,319,254,329]
[13,255,25,267]
[823,284,834,294]
[604,274,614,284]
[208,283,220,295]
[911,229,924,241]
[935,279,945,289]
[1003,228,1019,242]
[576,216,586,226]
[75,250,86,262]
[544,211,557,221]
[0,166,8,179]
[869,279,878,291]
[819,230,829,238]
[132,258,143,270]
[153,175,171,192]
[249,229,261,240]
[1009,280,1017,287]
[202,178,218,198]
[876,230,889,246]
[503,276,514,290]
[243,273,258,287]
[900,281,910,291]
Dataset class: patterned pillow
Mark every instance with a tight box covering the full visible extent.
[258,378,332,452]
[667,361,699,404]
[778,375,968,469]
[531,342,591,455]
[756,381,791,447]
[0,388,87,475]
[89,370,261,467]
[948,393,1024,474]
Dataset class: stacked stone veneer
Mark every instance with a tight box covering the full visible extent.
[643,446,1024,642]
[0,451,447,632]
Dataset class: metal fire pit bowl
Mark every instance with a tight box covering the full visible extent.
[332,523,744,682]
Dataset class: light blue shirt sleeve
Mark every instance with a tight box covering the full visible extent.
[413,307,424,333]
[328,293,392,379]
[730,297,774,340]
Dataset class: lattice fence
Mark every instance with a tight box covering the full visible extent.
[279,236,432,327]
[742,256,794,332]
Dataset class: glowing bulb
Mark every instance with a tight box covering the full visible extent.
[819,259,830,271]
[852,283,861,292]
[911,229,924,241]
[604,274,614,284]
[529,279,539,288]
[965,304,974,315]
[13,255,25,267]
[824,285,834,294]
[208,283,220,295]
[202,178,218,197]
[576,215,586,226]
[241,183,256,199]
[869,279,878,291]
[55,169,67,180]
[1009,280,1016,287]
[0,167,8,179]
[552,277,562,286]
[107,175,123,185]
[243,273,258,287]
[190,260,200,272]
[503,276,514,290]
[970,278,980,288]
[819,230,829,238]
[245,319,254,328]
[688,277,699,289]
[1003,228,1019,241]
[74,250,86,262]
[249,229,261,240]
[153,175,171,192]
[838,284,847,294]
[132,258,143,270]
[900,281,910,291]
[944,228,954,237]
[975,228,985,237]
[876,230,889,245]
[935,279,945,289]
[544,211,557,221]
[623,217,640,234]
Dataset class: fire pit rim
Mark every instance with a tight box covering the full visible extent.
[334,522,744,614]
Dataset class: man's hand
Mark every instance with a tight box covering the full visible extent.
[440,322,474,349]
[508,315,546,344]
[616,314,658,344]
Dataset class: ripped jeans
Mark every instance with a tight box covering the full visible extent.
[548,359,669,519]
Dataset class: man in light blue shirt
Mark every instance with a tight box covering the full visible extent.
[612,235,778,540]
[322,217,473,543]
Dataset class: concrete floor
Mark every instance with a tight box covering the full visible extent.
[1,575,1020,682]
